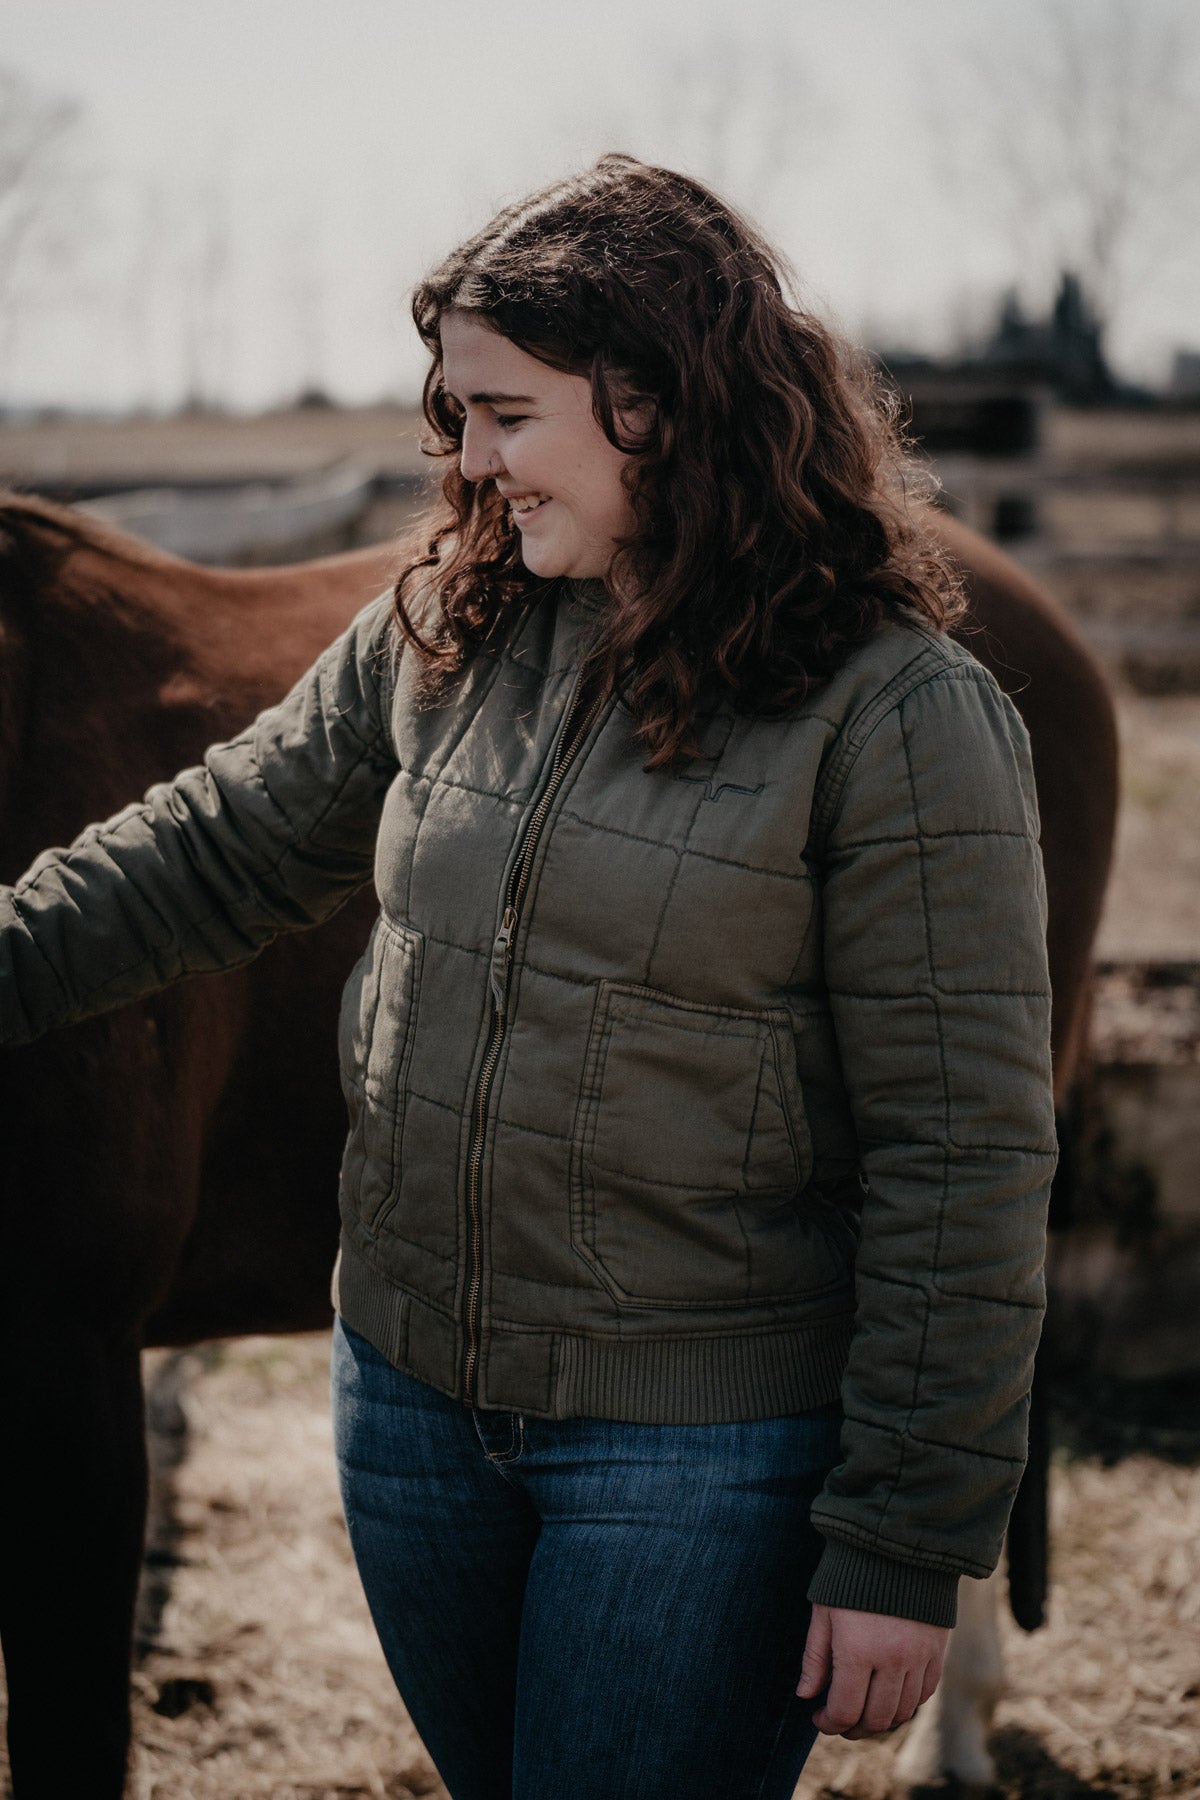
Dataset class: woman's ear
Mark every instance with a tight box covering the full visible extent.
[614,395,658,454]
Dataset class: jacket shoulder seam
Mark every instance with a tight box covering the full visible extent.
[811,650,993,853]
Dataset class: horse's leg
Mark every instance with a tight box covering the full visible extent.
[0,1315,148,1799]
[894,1566,1006,1790]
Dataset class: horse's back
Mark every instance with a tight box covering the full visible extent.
[937,511,1118,1087]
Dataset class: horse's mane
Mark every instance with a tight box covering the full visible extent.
[0,489,179,592]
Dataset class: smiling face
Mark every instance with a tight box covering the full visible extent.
[439,310,639,583]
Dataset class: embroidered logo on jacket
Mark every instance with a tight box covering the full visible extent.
[674,774,765,803]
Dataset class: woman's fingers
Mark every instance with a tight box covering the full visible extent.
[795,1601,834,1699]
[805,1607,951,1738]
[892,1664,927,1729]
[811,1653,871,1737]
[840,1668,906,1739]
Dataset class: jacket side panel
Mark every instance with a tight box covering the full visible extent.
[805,659,1056,1622]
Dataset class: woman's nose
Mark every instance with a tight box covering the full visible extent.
[459,416,502,484]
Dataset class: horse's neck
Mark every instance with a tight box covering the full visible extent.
[1,538,401,877]
[70,538,400,710]
[209,542,402,693]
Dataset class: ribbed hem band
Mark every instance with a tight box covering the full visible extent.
[332,1233,854,1425]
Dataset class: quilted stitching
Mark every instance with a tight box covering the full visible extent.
[1,590,1056,1619]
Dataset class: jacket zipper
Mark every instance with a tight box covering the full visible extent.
[462,675,606,1402]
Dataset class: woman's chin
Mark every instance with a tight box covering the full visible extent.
[517,535,611,584]
[517,539,562,579]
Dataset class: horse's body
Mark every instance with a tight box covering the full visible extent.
[0,493,1117,1797]
[893,514,1119,1787]
[0,501,398,1798]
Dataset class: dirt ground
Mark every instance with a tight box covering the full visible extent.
[108,1335,1198,1800]
[126,1338,440,1800]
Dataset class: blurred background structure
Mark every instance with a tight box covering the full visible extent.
[0,3,1198,1795]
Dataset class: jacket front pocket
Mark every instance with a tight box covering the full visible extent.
[337,915,424,1233]
[570,981,831,1308]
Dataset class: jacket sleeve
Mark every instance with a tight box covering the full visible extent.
[0,592,399,1047]
[805,658,1057,1629]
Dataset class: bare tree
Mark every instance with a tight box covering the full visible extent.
[565,22,823,239]
[120,182,174,412]
[936,0,1200,338]
[178,182,236,412]
[0,64,89,382]
[275,219,331,405]
[651,28,818,220]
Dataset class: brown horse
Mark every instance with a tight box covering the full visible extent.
[0,498,399,1798]
[0,492,1117,1797]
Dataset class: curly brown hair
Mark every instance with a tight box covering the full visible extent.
[395,153,963,768]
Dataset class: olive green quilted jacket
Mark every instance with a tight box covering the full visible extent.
[0,579,1056,1628]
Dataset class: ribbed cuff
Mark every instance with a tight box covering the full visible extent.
[807,1539,961,1629]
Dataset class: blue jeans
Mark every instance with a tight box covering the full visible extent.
[331,1316,841,1800]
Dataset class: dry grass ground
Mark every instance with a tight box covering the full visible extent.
[804,1454,1200,1800]
[120,1336,1199,1800]
[130,1337,444,1800]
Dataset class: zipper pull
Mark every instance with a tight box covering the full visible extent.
[489,905,518,1016]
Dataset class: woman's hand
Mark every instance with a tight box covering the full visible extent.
[796,1602,950,1739]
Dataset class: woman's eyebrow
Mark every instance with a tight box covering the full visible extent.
[468,389,536,405]
[444,385,538,406]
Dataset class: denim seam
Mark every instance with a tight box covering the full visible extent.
[474,1409,526,1473]
[491,1414,521,1464]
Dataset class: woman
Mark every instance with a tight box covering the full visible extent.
[0,156,1056,1799]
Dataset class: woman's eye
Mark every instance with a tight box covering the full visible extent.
[495,414,528,430]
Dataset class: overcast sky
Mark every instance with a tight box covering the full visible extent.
[2,0,1197,412]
